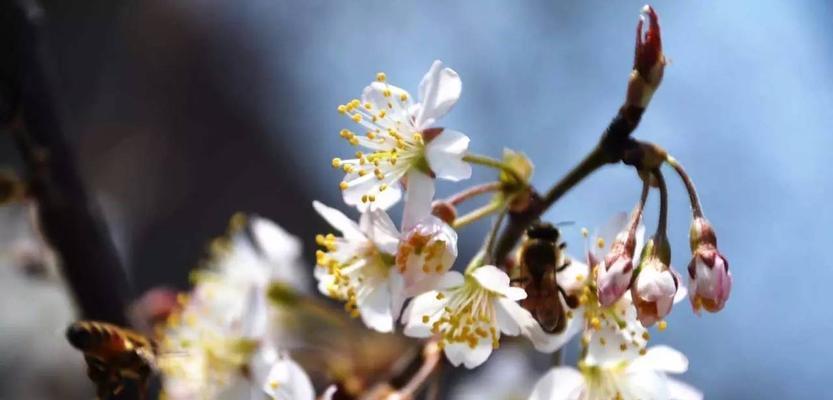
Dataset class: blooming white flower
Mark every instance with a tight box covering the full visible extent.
[402,266,528,368]
[333,60,471,211]
[313,201,402,332]
[529,293,701,400]
[157,215,305,399]
[528,346,701,400]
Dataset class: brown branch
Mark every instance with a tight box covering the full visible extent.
[2,0,132,324]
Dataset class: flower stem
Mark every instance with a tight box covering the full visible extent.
[394,340,442,399]
[463,153,524,184]
[628,178,650,237]
[665,155,704,218]
[653,168,669,239]
[453,200,503,229]
[446,181,501,206]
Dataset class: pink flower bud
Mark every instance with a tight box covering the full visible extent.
[634,5,664,86]
[595,231,637,307]
[631,257,679,327]
[688,218,732,313]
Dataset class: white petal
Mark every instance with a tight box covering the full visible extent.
[556,257,590,296]
[521,305,584,353]
[313,201,364,240]
[436,270,465,289]
[342,170,405,211]
[262,355,315,400]
[320,385,339,400]
[357,282,395,333]
[359,207,400,255]
[528,367,585,400]
[402,291,446,338]
[674,285,688,304]
[470,265,512,295]
[630,345,689,374]
[425,129,472,181]
[623,370,668,400]
[495,298,526,336]
[389,272,407,320]
[634,223,646,261]
[402,169,436,230]
[667,378,704,400]
[249,217,302,262]
[444,339,492,369]
[415,60,462,129]
[362,81,412,114]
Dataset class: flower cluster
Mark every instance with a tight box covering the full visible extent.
[155,215,327,400]
[61,5,733,400]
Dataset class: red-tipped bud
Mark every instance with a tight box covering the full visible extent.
[595,230,638,307]
[627,5,666,108]
[634,5,664,84]
[688,217,731,313]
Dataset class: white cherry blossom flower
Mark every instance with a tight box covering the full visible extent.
[402,265,528,368]
[528,345,701,400]
[333,60,472,211]
[313,201,401,332]
[158,215,304,399]
[529,293,700,400]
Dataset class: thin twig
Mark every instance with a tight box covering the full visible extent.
[393,340,442,400]
[445,181,501,206]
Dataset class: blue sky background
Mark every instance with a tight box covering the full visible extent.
[197,1,833,397]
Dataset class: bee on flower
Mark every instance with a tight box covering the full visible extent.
[333,60,472,211]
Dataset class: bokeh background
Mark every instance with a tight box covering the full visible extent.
[2,0,831,398]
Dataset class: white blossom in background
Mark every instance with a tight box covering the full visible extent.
[158,215,306,399]
[312,201,402,332]
[262,353,331,400]
[333,60,471,212]
[402,266,528,368]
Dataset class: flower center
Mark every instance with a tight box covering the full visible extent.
[424,278,500,350]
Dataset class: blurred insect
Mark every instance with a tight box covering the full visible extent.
[66,321,156,400]
[513,221,577,334]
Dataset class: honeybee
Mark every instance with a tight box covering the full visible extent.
[66,321,156,400]
[514,222,575,334]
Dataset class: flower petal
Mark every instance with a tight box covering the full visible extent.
[262,355,315,400]
[470,265,512,294]
[357,281,395,333]
[313,201,364,240]
[495,298,526,336]
[402,170,436,231]
[402,291,446,338]
[415,60,462,129]
[556,257,590,296]
[425,129,472,181]
[528,367,585,400]
[629,345,689,374]
[520,305,584,353]
[444,339,492,369]
[359,207,400,255]
[362,81,412,115]
[667,378,704,400]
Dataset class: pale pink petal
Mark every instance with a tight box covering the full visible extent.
[444,339,492,369]
[630,345,689,374]
[667,378,703,400]
[415,60,462,129]
[402,169,435,231]
[402,291,445,338]
[312,201,363,240]
[470,265,512,294]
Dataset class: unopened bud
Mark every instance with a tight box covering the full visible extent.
[631,255,679,327]
[688,217,731,313]
[595,229,639,307]
[626,5,666,108]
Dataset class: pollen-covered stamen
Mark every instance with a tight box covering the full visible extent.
[396,230,449,274]
[333,72,428,204]
[424,282,502,350]
[314,231,393,318]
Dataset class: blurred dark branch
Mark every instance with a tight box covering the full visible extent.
[1,0,132,324]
